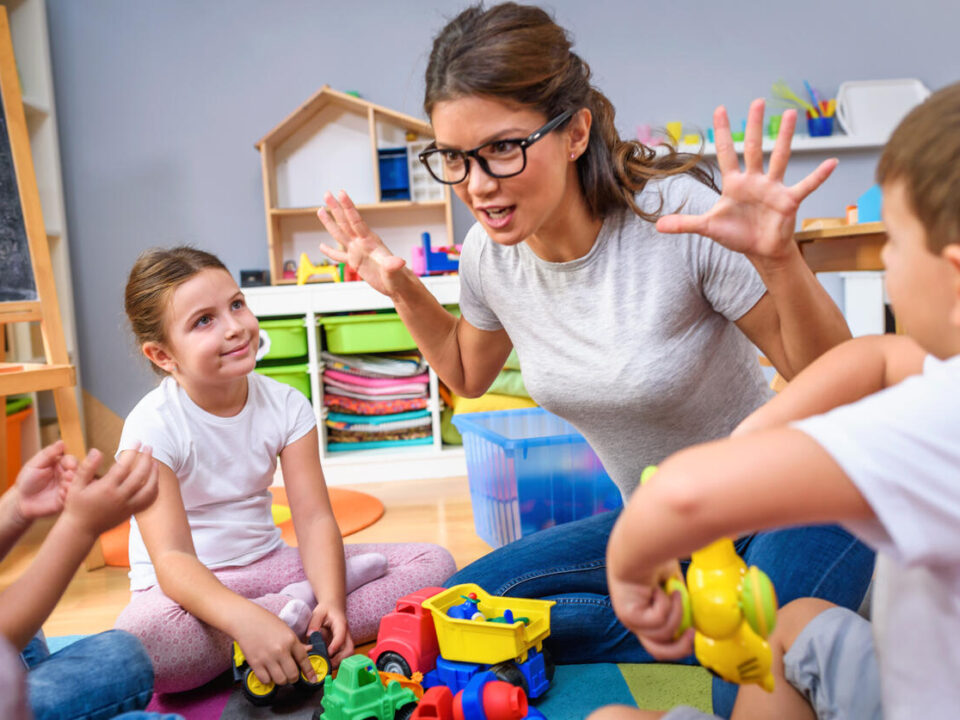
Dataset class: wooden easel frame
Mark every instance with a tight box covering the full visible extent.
[0,8,103,567]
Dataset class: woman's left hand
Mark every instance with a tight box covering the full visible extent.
[308,602,354,665]
[657,99,837,264]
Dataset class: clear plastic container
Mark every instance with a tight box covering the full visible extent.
[452,407,622,547]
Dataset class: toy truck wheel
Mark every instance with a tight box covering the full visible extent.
[394,702,418,720]
[242,666,277,706]
[298,632,331,690]
[375,651,412,677]
[491,661,529,698]
[541,647,556,684]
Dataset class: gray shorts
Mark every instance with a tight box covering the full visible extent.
[662,606,881,720]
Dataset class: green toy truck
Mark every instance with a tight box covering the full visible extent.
[313,654,418,720]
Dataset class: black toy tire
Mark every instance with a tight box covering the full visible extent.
[541,646,556,684]
[241,666,277,706]
[395,702,418,720]
[491,661,529,697]
[375,651,412,677]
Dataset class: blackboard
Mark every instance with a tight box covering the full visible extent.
[0,88,36,302]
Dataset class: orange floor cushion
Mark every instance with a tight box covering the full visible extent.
[99,485,385,568]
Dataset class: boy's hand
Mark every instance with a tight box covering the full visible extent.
[235,606,316,686]
[608,560,695,661]
[657,100,837,265]
[308,602,354,665]
[61,444,159,539]
[14,441,74,522]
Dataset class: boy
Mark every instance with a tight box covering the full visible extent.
[597,80,960,720]
[0,441,165,720]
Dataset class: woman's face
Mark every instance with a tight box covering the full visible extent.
[431,95,583,247]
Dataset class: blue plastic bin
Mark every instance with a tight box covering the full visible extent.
[378,147,411,201]
[452,407,622,548]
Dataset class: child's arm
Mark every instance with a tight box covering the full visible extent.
[607,428,873,660]
[0,446,158,650]
[279,427,353,663]
[131,455,317,687]
[736,334,926,435]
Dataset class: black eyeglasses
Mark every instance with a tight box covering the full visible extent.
[418,109,575,185]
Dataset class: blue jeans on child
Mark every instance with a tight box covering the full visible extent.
[445,509,875,719]
[22,630,180,720]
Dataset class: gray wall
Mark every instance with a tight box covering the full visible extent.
[46,0,960,416]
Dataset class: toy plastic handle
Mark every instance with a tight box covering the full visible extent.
[664,577,693,637]
[835,86,850,135]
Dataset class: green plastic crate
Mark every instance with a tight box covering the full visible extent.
[254,362,311,400]
[319,312,417,354]
[258,317,307,360]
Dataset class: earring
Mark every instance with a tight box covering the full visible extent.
[570,152,577,160]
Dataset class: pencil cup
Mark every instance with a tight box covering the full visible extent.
[806,113,834,137]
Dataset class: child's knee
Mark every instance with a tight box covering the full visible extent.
[773,597,837,651]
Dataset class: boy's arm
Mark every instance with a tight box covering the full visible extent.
[736,334,926,435]
[280,427,352,662]
[607,427,873,650]
[0,488,33,563]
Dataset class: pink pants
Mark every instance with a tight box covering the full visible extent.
[114,542,456,694]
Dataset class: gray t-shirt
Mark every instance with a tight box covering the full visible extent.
[458,173,772,497]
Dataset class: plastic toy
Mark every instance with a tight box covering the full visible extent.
[410,672,546,720]
[283,259,297,280]
[369,584,555,701]
[411,232,462,276]
[857,184,883,223]
[313,653,419,720]
[640,466,779,692]
[297,253,342,285]
[233,630,330,706]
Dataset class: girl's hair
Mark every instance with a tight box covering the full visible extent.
[125,246,228,375]
[424,2,717,222]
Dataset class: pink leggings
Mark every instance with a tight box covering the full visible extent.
[114,542,456,694]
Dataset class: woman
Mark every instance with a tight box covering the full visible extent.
[317,4,873,715]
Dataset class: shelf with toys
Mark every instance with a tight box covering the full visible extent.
[676,132,887,156]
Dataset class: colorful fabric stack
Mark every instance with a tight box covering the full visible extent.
[322,352,432,451]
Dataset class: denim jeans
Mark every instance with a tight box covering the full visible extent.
[445,509,875,719]
[22,630,179,720]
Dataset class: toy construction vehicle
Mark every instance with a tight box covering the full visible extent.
[233,630,331,706]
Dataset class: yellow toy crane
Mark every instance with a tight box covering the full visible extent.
[641,466,779,692]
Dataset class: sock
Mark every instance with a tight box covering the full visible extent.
[278,552,389,609]
[277,598,312,638]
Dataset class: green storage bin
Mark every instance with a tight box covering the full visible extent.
[319,312,417,354]
[258,317,308,360]
[254,362,311,400]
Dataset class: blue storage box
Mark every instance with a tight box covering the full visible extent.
[452,407,622,548]
[378,147,411,201]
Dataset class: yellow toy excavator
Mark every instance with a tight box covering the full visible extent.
[641,466,779,692]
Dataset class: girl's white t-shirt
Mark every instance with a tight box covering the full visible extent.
[117,373,316,590]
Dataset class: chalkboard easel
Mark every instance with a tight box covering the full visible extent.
[0,8,100,566]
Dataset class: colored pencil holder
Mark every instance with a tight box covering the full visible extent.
[807,114,834,137]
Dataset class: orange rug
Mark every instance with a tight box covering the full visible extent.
[99,486,385,568]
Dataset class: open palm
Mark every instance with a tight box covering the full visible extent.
[316,190,407,297]
[15,441,72,520]
[657,100,837,262]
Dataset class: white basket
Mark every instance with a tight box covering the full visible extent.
[835,79,930,140]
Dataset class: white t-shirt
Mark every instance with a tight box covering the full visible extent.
[117,373,316,590]
[459,173,771,496]
[794,353,960,719]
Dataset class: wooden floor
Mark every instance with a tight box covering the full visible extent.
[0,475,491,638]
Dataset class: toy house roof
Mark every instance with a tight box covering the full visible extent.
[255,85,433,150]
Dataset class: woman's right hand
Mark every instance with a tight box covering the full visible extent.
[234,605,317,687]
[317,190,409,297]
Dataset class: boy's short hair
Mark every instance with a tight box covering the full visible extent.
[876,81,960,253]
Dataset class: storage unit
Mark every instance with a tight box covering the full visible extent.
[258,317,308,360]
[254,362,311,400]
[319,312,417,354]
[5,397,33,483]
[452,407,622,548]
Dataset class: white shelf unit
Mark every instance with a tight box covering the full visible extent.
[244,276,467,485]
[255,86,454,286]
[676,133,886,156]
[3,0,81,452]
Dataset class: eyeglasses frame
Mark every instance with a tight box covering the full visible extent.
[418,109,576,185]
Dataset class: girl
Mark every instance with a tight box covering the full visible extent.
[315,3,874,716]
[114,247,456,694]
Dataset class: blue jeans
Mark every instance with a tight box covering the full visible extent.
[22,630,179,720]
[445,509,875,719]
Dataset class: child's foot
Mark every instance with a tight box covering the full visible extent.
[278,553,388,608]
[278,598,312,638]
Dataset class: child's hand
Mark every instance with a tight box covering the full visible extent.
[235,606,316,686]
[13,441,73,522]
[61,444,159,539]
[608,560,694,661]
[308,602,354,665]
[657,100,838,265]
[316,190,408,298]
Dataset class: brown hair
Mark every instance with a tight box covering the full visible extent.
[124,246,228,375]
[876,81,960,253]
[424,2,717,222]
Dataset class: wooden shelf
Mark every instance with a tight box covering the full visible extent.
[676,134,886,156]
[270,200,446,217]
[796,222,886,273]
[0,363,75,395]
